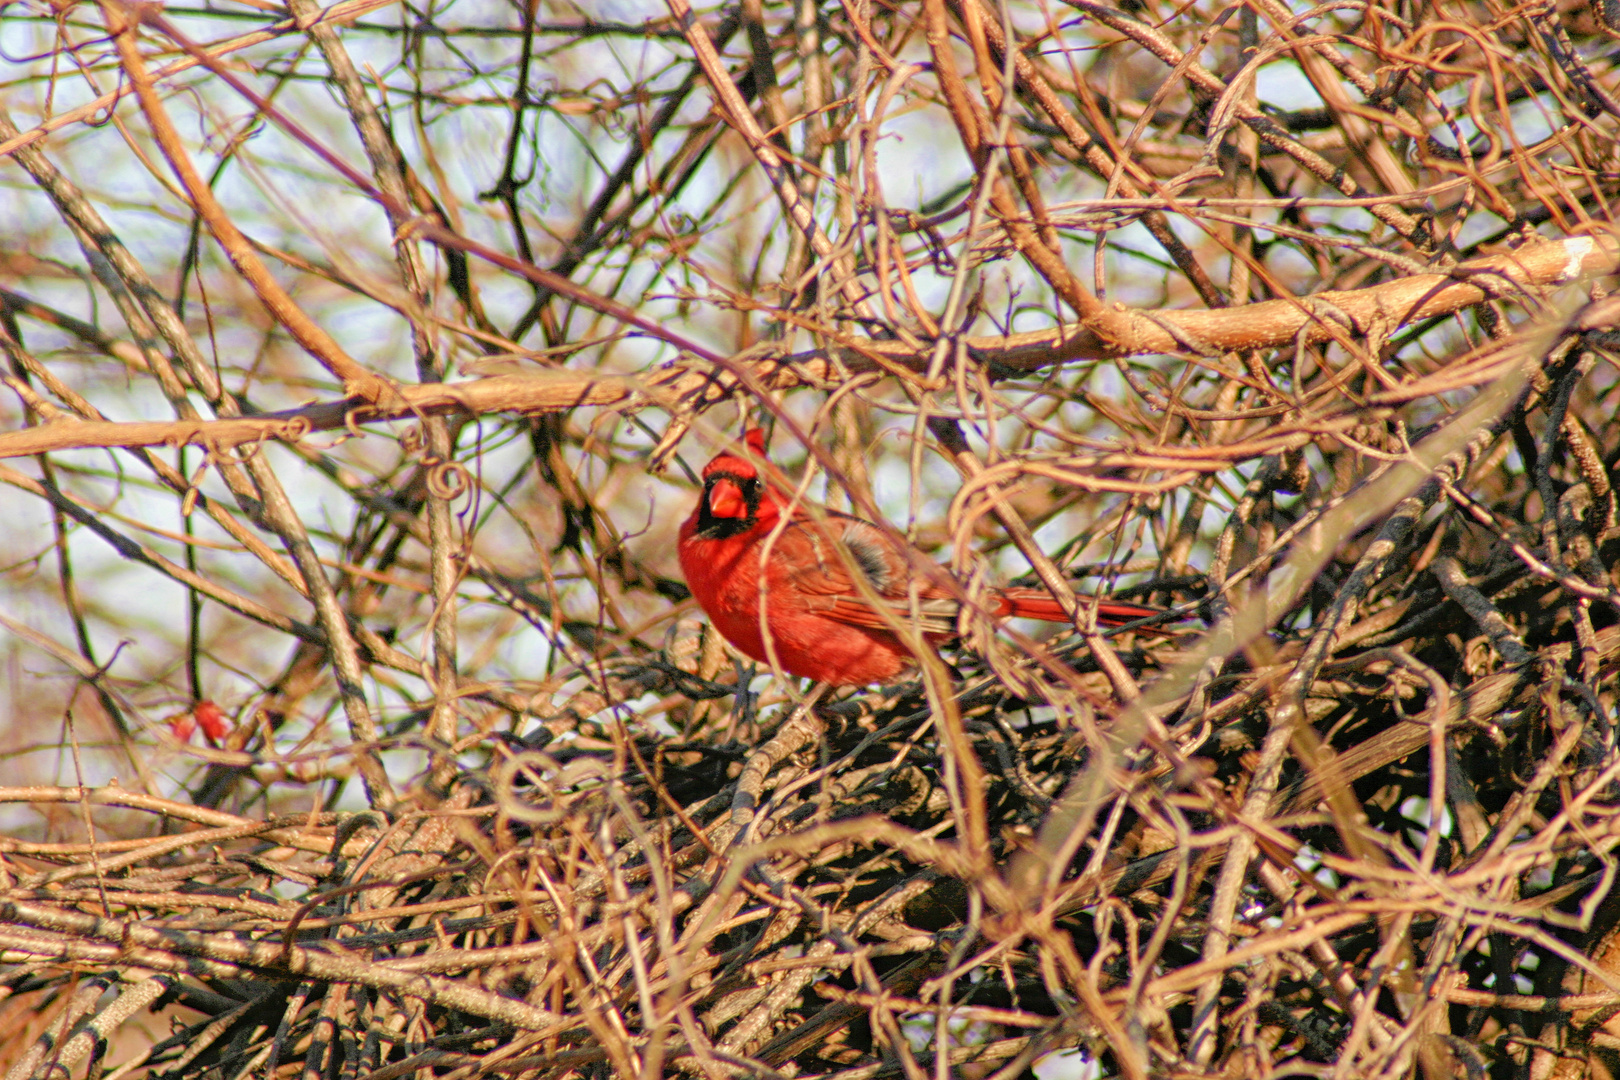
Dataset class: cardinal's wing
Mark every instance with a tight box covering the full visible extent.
[770,514,961,636]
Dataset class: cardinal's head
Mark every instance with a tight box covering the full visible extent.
[692,428,782,540]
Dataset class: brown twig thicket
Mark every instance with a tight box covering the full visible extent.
[1,0,1620,1076]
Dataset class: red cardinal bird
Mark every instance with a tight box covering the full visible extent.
[677,429,1164,686]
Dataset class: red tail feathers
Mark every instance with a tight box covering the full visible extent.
[994,588,1163,628]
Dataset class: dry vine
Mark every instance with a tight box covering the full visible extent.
[1,0,1619,1077]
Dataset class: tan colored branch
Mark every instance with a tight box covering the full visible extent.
[0,371,634,459]
[0,0,399,162]
[923,0,1100,320]
[664,0,872,316]
[103,0,396,405]
[853,232,1620,369]
[1,234,1611,462]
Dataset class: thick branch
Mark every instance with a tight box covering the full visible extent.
[4,235,1612,462]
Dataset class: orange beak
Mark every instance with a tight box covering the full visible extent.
[707,478,749,519]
